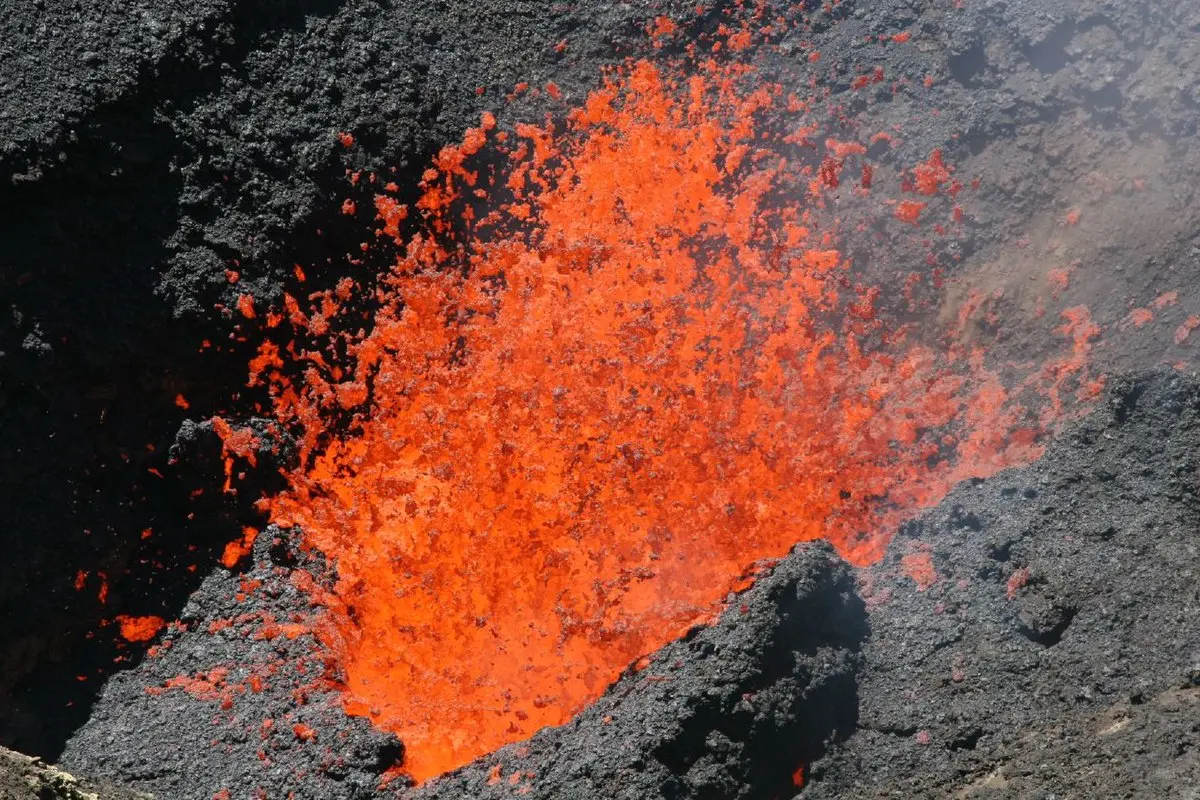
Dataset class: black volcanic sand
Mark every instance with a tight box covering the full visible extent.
[2,0,1198,797]
[801,370,1200,799]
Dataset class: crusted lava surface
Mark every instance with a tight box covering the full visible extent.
[2,0,1198,798]
[803,370,1200,798]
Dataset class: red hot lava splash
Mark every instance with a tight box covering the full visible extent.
[230,34,1099,783]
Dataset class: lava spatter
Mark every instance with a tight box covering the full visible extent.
[227,49,1096,783]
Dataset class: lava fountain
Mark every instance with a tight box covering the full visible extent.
[225,27,1099,783]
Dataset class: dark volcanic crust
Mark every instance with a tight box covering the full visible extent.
[802,370,1200,798]
[60,529,406,800]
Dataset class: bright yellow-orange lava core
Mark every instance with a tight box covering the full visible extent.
[242,56,1094,781]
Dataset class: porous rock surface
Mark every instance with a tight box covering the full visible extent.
[62,529,403,800]
[803,370,1200,798]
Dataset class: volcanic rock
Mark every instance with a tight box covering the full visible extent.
[5,0,1200,797]
[802,370,1200,798]
[414,544,864,800]
[62,540,863,800]
[61,531,403,800]
[0,745,148,800]
[60,371,1200,799]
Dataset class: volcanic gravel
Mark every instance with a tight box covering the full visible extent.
[0,744,149,800]
[62,525,405,799]
[803,370,1200,798]
[3,0,1199,797]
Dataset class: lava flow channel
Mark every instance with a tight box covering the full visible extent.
[232,54,1097,781]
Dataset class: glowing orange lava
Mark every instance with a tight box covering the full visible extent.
[114,614,166,643]
[236,54,1094,781]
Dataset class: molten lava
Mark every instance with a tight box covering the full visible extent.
[235,52,1096,781]
[114,614,166,643]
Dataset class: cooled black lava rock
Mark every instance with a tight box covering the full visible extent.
[61,528,403,800]
[802,370,1200,798]
[412,543,865,800]
[59,371,1200,800]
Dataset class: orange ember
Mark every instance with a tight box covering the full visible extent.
[115,614,166,643]
[220,526,259,568]
[901,552,937,591]
[894,199,926,224]
[1176,314,1200,345]
[1128,308,1153,328]
[234,55,1095,781]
